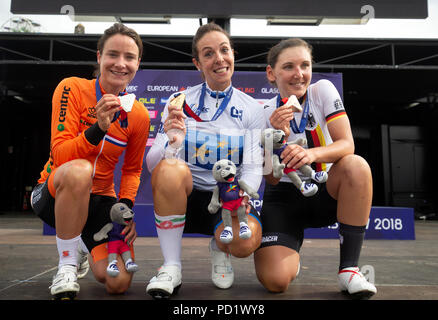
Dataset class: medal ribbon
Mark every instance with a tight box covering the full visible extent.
[182,83,233,122]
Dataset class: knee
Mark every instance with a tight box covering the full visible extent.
[93,267,131,294]
[257,265,300,293]
[93,269,106,284]
[218,218,262,258]
[337,154,372,184]
[228,239,256,258]
[151,160,192,195]
[258,273,296,293]
[57,160,93,192]
[105,275,132,295]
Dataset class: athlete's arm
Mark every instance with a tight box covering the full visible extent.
[240,102,265,193]
[118,104,150,205]
[281,116,354,170]
[281,80,355,170]
[50,78,120,167]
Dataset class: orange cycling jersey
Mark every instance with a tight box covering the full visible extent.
[38,76,150,205]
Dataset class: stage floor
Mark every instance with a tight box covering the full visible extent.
[1,211,437,301]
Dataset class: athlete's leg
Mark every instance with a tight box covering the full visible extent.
[147,158,193,298]
[326,154,376,297]
[48,159,93,299]
[326,154,372,226]
[254,246,300,293]
[151,158,192,267]
[152,158,193,216]
[52,159,93,239]
[89,251,133,294]
[215,214,262,258]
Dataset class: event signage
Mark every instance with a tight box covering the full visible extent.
[43,69,415,240]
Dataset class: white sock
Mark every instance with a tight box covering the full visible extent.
[78,237,89,254]
[56,234,81,268]
[210,237,220,251]
[154,212,185,269]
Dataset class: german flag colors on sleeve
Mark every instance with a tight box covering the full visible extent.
[326,110,347,124]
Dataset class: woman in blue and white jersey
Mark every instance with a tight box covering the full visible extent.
[145,22,265,299]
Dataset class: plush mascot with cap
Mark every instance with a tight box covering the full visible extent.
[208,159,259,244]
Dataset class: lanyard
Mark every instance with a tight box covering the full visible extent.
[183,83,233,122]
[95,76,128,128]
[276,92,309,134]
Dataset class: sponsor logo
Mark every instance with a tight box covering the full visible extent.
[80,119,93,127]
[148,110,158,119]
[261,235,278,243]
[261,87,279,94]
[126,85,138,93]
[236,87,255,94]
[138,97,157,104]
[249,199,263,208]
[230,106,243,121]
[87,106,97,118]
[334,98,344,110]
[57,124,65,131]
[146,138,155,146]
[147,85,179,92]
[47,162,52,173]
[58,86,71,122]
[62,250,70,257]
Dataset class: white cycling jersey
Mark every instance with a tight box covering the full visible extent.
[263,79,347,182]
[147,82,266,192]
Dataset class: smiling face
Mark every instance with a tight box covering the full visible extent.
[266,46,312,99]
[97,33,140,95]
[192,31,234,91]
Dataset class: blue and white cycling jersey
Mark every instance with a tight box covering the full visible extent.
[147,82,265,191]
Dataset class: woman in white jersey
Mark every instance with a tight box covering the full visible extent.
[254,38,377,299]
[145,23,265,299]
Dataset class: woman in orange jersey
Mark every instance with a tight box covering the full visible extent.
[30,23,149,299]
[254,38,376,299]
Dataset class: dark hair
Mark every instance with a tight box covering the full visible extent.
[267,38,313,68]
[97,23,143,59]
[192,22,234,61]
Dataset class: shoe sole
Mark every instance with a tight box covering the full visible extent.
[341,289,376,300]
[52,291,78,300]
[212,280,233,289]
[148,284,181,300]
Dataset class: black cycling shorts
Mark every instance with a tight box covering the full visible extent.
[258,181,337,252]
[31,178,116,252]
[184,188,261,236]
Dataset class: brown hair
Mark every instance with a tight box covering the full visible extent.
[267,38,313,68]
[97,23,143,59]
[192,22,234,61]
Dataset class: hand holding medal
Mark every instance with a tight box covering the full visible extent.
[164,93,187,158]
[284,94,303,113]
[96,94,125,132]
